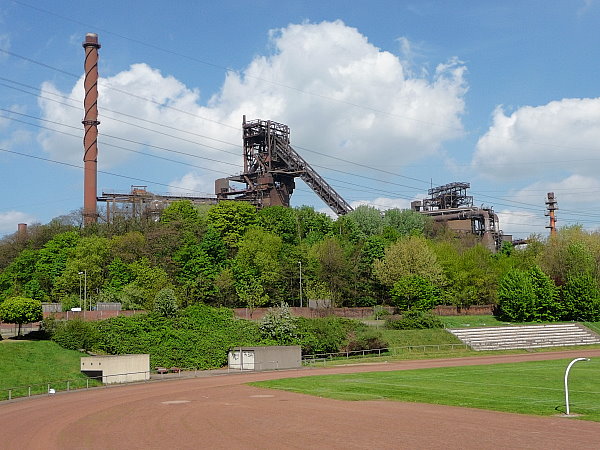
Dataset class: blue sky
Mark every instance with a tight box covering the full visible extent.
[1,0,600,237]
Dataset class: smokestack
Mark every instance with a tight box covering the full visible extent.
[82,33,101,225]
[17,223,27,239]
[545,192,558,236]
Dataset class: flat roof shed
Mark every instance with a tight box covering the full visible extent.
[81,354,150,384]
[228,346,301,371]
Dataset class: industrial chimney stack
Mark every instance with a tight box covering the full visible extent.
[545,192,558,236]
[82,33,101,225]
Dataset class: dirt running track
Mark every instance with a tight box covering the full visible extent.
[3,350,600,449]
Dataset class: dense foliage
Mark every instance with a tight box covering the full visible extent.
[1,202,600,322]
[43,304,385,367]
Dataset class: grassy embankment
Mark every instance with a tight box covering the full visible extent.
[253,357,600,421]
[321,317,600,365]
[0,340,97,400]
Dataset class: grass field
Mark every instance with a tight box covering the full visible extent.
[254,358,600,421]
[0,340,98,400]
[378,328,462,347]
[438,314,511,328]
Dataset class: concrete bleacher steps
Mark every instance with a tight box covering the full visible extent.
[448,323,600,351]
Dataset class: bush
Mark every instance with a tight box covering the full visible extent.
[51,318,99,351]
[259,303,298,344]
[386,309,444,329]
[295,317,366,355]
[93,304,263,369]
[373,305,391,320]
[154,288,178,317]
[342,330,388,352]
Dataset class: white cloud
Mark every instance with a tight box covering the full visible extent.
[0,210,36,235]
[350,197,413,211]
[512,174,600,206]
[168,172,214,196]
[37,21,467,208]
[472,98,600,180]
[496,209,546,239]
[37,63,241,172]
[213,21,467,167]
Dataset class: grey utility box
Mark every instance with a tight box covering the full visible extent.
[228,346,301,371]
[81,354,150,384]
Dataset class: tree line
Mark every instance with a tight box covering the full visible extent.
[1,201,600,321]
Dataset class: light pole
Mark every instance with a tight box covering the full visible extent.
[78,270,87,313]
[298,261,303,308]
[78,272,83,309]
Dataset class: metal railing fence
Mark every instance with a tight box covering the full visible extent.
[302,343,470,365]
[1,366,207,402]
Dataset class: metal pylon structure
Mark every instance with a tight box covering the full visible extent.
[216,117,353,215]
[545,192,558,235]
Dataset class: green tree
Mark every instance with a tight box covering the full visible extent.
[34,231,80,295]
[0,296,42,336]
[383,208,429,236]
[391,275,440,311]
[207,201,258,249]
[373,236,444,287]
[258,206,299,245]
[309,237,352,304]
[496,267,559,322]
[121,258,171,310]
[173,243,219,303]
[110,231,146,263]
[236,278,269,318]
[539,226,600,284]
[235,228,283,301]
[561,274,600,321]
[161,200,202,226]
[345,205,383,237]
[294,206,333,244]
[51,235,112,302]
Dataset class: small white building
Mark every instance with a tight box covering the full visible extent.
[228,346,301,371]
[81,354,150,384]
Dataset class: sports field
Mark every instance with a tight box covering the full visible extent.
[2,350,600,449]
[254,358,600,420]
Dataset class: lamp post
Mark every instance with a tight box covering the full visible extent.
[298,261,303,308]
[78,270,87,314]
[78,272,83,309]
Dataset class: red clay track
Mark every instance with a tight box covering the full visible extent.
[2,350,600,449]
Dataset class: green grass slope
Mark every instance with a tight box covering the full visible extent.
[0,340,92,400]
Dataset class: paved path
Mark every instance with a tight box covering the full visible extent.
[3,349,600,449]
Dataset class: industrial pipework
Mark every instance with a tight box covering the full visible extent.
[82,33,101,225]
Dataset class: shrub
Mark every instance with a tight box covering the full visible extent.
[259,303,298,344]
[342,330,388,352]
[154,288,179,317]
[386,309,444,330]
[51,318,99,351]
[373,305,391,320]
[295,317,366,355]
